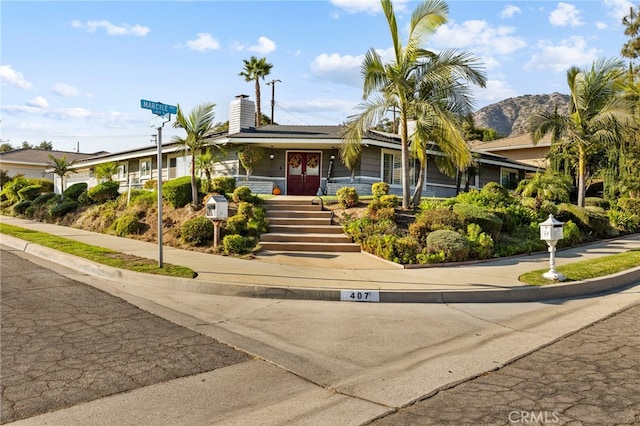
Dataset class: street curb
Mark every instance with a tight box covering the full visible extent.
[3,234,639,303]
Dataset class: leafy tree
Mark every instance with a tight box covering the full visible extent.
[0,143,13,153]
[238,145,265,180]
[20,141,32,150]
[341,0,485,209]
[35,141,53,150]
[196,147,225,191]
[47,155,76,195]
[94,162,118,182]
[529,58,636,207]
[621,5,640,74]
[172,102,218,208]
[239,56,273,127]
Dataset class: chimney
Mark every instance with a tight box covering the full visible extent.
[229,95,255,134]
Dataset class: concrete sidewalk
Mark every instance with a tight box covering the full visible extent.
[2,216,640,303]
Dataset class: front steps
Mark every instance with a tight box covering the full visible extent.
[259,198,361,252]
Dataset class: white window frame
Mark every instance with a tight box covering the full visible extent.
[140,158,152,179]
[381,149,420,186]
[500,167,518,189]
[117,163,128,181]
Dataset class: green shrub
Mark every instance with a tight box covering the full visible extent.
[130,190,157,209]
[374,207,396,221]
[394,236,420,264]
[618,198,640,216]
[211,176,236,195]
[29,178,54,193]
[560,220,582,247]
[361,234,398,261]
[63,182,88,201]
[456,183,515,209]
[77,191,91,205]
[87,181,120,204]
[1,176,29,202]
[607,210,640,233]
[32,192,60,207]
[336,187,359,208]
[13,200,32,215]
[49,200,78,218]
[371,182,390,199]
[556,203,611,237]
[24,206,36,218]
[180,216,214,246]
[224,214,248,235]
[426,229,470,262]
[143,179,157,190]
[162,176,196,208]
[466,223,494,260]
[17,184,42,201]
[247,206,268,236]
[414,207,463,232]
[419,198,446,211]
[585,197,609,209]
[114,214,145,236]
[223,234,250,254]
[452,203,503,238]
[237,201,254,218]
[344,217,397,244]
[232,186,253,203]
[493,204,538,233]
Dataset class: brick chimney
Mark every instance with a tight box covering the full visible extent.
[228,95,255,134]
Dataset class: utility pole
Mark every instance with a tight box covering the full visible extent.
[266,79,281,125]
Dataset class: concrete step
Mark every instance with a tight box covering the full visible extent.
[266,210,332,219]
[268,225,345,234]
[267,217,333,226]
[261,204,322,211]
[260,233,353,244]
[259,241,362,252]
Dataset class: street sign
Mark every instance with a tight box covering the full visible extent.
[140,99,178,116]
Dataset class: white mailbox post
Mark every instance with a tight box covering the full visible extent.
[539,214,565,281]
[205,195,229,248]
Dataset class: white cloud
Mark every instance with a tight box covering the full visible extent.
[248,36,277,54]
[27,96,49,108]
[0,65,33,89]
[71,20,150,36]
[186,33,220,52]
[604,0,634,20]
[525,36,601,72]
[475,79,518,106]
[549,3,584,27]
[595,21,608,30]
[431,20,526,56]
[52,83,80,97]
[501,5,521,19]
[310,53,364,87]
[330,0,408,14]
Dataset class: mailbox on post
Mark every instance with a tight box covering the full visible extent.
[539,214,565,281]
[205,195,228,220]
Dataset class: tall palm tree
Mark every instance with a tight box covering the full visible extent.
[239,56,273,127]
[47,154,76,196]
[529,58,635,207]
[341,0,485,209]
[94,161,118,182]
[172,102,217,208]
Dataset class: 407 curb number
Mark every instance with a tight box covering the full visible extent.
[340,290,380,302]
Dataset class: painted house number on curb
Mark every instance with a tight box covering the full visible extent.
[340,290,380,302]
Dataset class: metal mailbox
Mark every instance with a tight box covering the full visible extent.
[205,195,229,220]
[539,214,564,242]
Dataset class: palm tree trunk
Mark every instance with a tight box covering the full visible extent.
[191,157,198,208]
[411,159,426,207]
[577,147,586,207]
[400,112,410,210]
[255,79,261,127]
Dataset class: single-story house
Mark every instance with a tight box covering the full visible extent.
[64,95,539,197]
[0,149,104,191]
[469,133,552,169]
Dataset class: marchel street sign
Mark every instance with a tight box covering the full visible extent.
[140,99,178,116]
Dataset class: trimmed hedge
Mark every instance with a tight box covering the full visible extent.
[452,203,503,237]
[87,181,120,203]
[32,192,60,207]
[113,214,145,236]
[556,203,611,237]
[63,182,88,201]
[181,216,214,246]
[162,176,198,208]
[211,176,236,195]
[232,186,253,203]
[49,200,79,218]
[17,185,42,201]
[13,200,32,215]
[337,187,359,208]
[426,229,470,263]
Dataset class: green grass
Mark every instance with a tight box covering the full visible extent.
[0,223,196,278]
[519,249,640,286]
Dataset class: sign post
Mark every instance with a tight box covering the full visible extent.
[141,99,177,268]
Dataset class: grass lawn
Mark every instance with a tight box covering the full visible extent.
[0,223,196,278]
[519,249,640,286]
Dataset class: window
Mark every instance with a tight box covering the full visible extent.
[140,158,152,179]
[382,152,420,186]
[500,167,518,189]
[117,164,127,180]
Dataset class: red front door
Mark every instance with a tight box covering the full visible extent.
[287,152,321,195]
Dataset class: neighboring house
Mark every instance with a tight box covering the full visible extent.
[0,149,103,191]
[469,133,552,169]
[66,95,538,197]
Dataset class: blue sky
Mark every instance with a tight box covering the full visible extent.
[1,0,634,154]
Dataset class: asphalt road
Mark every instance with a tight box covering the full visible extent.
[0,249,249,424]
[372,303,640,425]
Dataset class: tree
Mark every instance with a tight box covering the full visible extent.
[341,0,485,209]
[621,5,640,74]
[239,56,273,127]
[47,155,76,195]
[238,145,265,180]
[515,170,573,206]
[94,162,118,182]
[35,141,53,150]
[0,143,13,153]
[529,58,636,207]
[196,147,225,191]
[172,102,218,208]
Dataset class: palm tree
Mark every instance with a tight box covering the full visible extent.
[341,0,485,209]
[515,170,573,206]
[529,58,635,207]
[195,147,225,192]
[239,56,273,127]
[47,155,76,195]
[172,102,217,208]
[94,162,118,182]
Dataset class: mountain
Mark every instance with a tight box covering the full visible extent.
[473,92,570,137]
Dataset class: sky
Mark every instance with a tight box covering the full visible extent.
[1,0,635,154]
